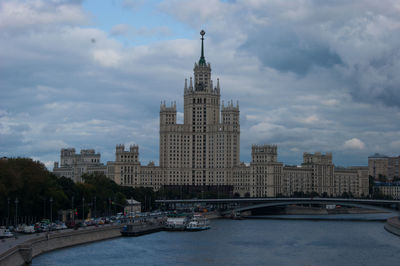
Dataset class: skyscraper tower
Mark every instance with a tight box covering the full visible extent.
[160,30,240,186]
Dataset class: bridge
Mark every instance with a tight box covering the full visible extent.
[155,198,400,214]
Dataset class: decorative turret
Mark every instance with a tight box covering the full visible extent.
[160,101,177,125]
[251,144,278,164]
[193,30,212,92]
[222,100,240,127]
[184,78,187,91]
[199,30,206,65]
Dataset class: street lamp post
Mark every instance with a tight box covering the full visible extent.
[71,196,74,222]
[94,196,96,218]
[43,197,46,219]
[82,197,85,220]
[113,196,116,215]
[7,197,10,227]
[50,197,53,223]
[15,198,19,226]
[108,197,111,216]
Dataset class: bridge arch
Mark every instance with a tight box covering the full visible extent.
[232,200,399,214]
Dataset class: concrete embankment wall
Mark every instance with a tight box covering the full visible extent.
[0,225,123,266]
[384,217,400,237]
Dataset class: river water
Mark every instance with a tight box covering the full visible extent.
[33,217,400,266]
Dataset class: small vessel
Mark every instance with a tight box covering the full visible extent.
[231,212,244,220]
[186,215,210,231]
[164,217,189,231]
[121,223,162,237]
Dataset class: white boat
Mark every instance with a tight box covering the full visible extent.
[165,217,189,231]
[186,215,210,231]
[0,227,14,238]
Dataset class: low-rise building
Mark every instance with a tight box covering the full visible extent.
[53,148,108,182]
[375,182,400,199]
[280,153,368,198]
[368,154,400,180]
[334,167,369,197]
[124,199,141,214]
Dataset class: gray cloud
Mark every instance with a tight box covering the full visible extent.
[242,27,343,75]
[1,0,400,168]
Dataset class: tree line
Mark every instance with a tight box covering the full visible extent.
[1,158,394,225]
[0,158,157,224]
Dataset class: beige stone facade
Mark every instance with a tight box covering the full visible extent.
[388,157,400,179]
[159,61,240,187]
[368,154,389,179]
[53,148,107,182]
[376,184,400,199]
[368,154,400,180]
[280,153,368,198]
[334,168,369,197]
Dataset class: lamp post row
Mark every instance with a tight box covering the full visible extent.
[15,197,18,226]
[5,194,110,226]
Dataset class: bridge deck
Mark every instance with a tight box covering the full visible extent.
[155,198,400,204]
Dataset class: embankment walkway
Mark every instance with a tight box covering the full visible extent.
[385,216,400,237]
[0,224,123,266]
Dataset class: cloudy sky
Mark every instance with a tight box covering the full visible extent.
[1,0,400,169]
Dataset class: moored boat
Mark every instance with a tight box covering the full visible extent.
[121,223,162,237]
[164,217,189,231]
[185,215,210,231]
[231,212,244,220]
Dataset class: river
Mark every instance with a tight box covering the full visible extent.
[33,217,400,266]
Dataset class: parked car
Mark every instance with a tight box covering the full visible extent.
[23,225,35,234]
[0,227,14,238]
[66,220,76,229]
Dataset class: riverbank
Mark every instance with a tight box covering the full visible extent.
[202,211,221,220]
[247,215,388,222]
[384,216,400,237]
[284,205,388,215]
[33,219,400,266]
[0,224,123,266]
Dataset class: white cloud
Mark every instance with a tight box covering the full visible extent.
[321,99,339,107]
[343,138,366,150]
[290,147,300,153]
[302,115,319,124]
[0,0,87,32]
[92,49,123,67]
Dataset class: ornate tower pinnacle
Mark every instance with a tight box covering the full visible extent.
[199,30,206,65]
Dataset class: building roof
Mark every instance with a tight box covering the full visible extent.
[368,153,388,158]
[126,199,141,205]
[374,181,400,186]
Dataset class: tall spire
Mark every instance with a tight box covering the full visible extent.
[199,30,206,65]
